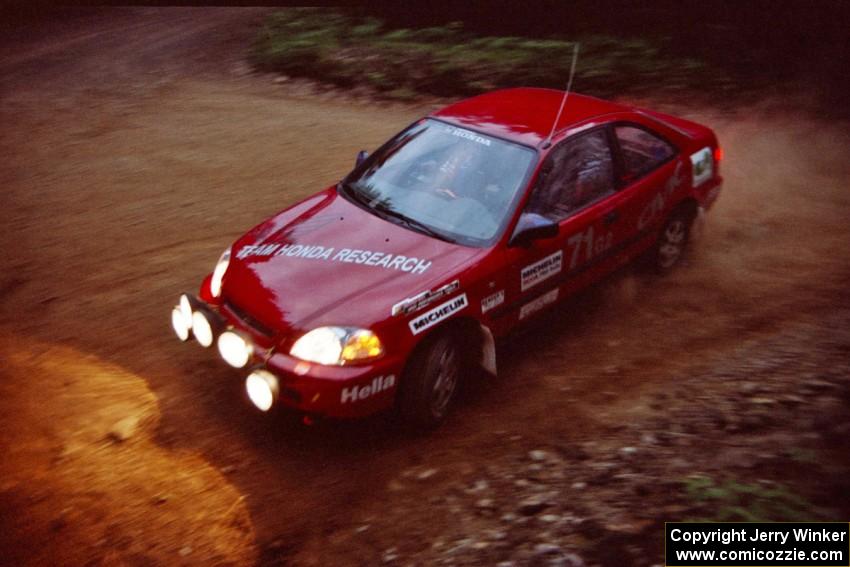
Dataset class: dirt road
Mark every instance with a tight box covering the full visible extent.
[2,8,849,566]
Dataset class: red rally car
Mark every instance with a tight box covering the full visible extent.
[170,88,722,428]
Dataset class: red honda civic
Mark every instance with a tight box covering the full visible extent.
[170,88,722,429]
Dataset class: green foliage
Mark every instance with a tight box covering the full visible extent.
[250,8,731,100]
[681,475,823,523]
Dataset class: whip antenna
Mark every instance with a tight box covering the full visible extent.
[543,42,580,149]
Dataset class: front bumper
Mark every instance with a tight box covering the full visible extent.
[171,294,404,419]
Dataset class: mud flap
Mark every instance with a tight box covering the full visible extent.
[479,324,497,376]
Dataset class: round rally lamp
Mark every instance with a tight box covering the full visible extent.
[191,311,215,348]
[217,330,252,368]
[245,369,279,412]
[171,306,191,341]
[179,294,194,330]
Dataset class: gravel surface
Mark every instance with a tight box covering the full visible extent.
[311,307,850,566]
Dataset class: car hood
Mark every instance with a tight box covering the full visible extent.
[221,187,487,337]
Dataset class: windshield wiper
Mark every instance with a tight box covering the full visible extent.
[340,181,455,243]
[370,201,456,243]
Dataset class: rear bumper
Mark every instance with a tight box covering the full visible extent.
[699,176,722,210]
[692,176,721,243]
[172,294,404,419]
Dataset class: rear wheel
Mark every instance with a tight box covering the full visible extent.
[653,208,693,273]
[397,331,463,430]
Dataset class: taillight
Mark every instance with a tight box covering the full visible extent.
[714,146,723,162]
[713,146,723,177]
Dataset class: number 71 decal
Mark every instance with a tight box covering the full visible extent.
[566,225,613,270]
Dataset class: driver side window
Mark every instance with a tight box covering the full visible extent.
[526,129,615,222]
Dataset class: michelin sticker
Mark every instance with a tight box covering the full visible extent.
[481,290,505,313]
[237,243,431,274]
[519,289,558,320]
[690,147,713,187]
[392,280,460,316]
[521,251,563,291]
[409,294,468,335]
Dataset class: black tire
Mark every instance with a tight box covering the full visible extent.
[652,208,693,273]
[397,330,464,430]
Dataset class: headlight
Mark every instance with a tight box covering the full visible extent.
[290,327,384,365]
[210,247,231,298]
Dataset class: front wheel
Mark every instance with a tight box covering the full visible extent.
[397,331,463,430]
[652,209,693,273]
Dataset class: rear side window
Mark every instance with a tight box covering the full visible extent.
[526,129,616,222]
[615,125,676,179]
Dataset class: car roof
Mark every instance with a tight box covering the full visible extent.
[431,87,631,148]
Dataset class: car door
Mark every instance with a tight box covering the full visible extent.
[606,123,682,267]
[501,127,625,324]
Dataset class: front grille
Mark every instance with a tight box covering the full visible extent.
[223,299,275,338]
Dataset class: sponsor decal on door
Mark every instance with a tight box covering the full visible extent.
[521,251,562,291]
[519,289,559,320]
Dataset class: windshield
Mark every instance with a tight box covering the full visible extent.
[341,119,537,246]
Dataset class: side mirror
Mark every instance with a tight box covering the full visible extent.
[356,150,369,167]
[508,212,559,247]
